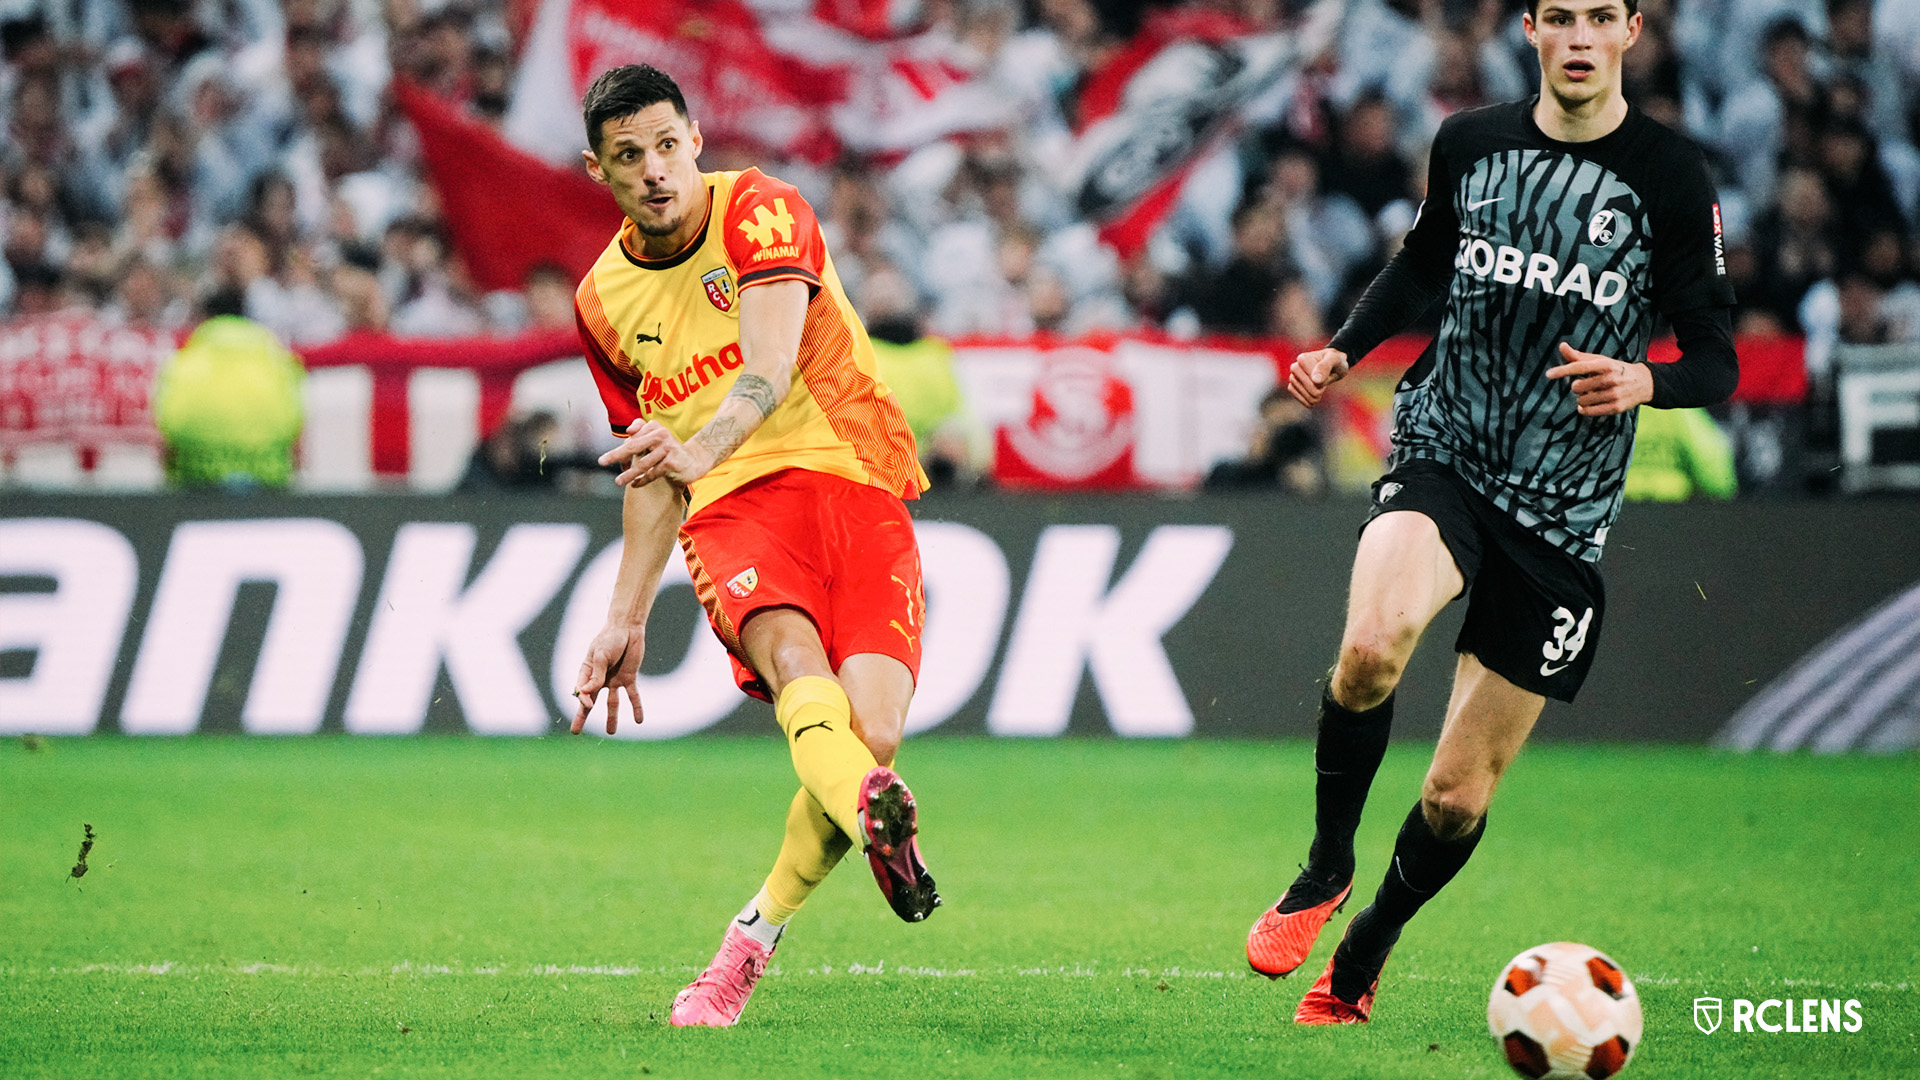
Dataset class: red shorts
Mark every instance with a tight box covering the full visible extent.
[678,469,924,702]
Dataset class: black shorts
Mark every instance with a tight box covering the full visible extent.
[1363,459,1605,702]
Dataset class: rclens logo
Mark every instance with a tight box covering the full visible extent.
[1695,996,1864,1034]
[639,343,744,417]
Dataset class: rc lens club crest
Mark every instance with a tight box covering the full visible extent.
[702,267,735,311]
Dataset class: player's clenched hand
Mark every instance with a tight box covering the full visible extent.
[1287,348,1350,407]
[600,420,712,488]
[1546,342,1654,417]
[572,621,645,735]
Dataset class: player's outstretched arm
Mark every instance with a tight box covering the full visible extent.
[596,279,810,488]
[1545,342,1655,417]
[1287,348,1350,408]
[572,479,681,735]
[686,277,807,467]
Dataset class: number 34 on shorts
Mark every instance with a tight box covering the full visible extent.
[1539,606,1593,677]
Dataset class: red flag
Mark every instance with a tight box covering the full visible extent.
[813,0,911,40]
[506,0,1006,164]
[1094,149,1207,263]
[394,79,625,293]
[563,0,844,160]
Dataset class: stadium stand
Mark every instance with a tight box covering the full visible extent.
[1,0,1917,492]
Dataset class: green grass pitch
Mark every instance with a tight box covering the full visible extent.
[3,736,1914,1079]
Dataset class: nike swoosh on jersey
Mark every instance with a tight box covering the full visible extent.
[1467,197,1504,210]
[1539,661,1571,676]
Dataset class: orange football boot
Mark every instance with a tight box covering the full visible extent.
[1294,930,1388,1025]
[1246,877,1352,978]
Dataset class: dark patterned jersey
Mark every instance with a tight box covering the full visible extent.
[1385,100,1735,562]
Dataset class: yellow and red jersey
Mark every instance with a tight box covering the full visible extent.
[574,167,926,516]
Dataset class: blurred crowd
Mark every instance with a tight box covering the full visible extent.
[4,0,1917,350]
[4,0,1918,356]
[2,0,1918,498]
[0,0,557,341]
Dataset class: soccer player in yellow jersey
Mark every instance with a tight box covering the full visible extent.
[566,65,938,1028]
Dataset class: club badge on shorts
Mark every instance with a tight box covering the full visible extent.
[702,267,735,312]
[726,566,758,599]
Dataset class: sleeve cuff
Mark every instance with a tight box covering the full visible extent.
[737,266,822,290]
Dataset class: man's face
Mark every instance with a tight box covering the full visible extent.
[1525,3,1640,108]
[583,101,704,239]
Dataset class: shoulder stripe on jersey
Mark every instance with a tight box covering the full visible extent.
[576,275,640,377]
[738,266,822,289]
[793,295,921,499]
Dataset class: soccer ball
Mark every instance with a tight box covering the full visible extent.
[1487,942,1643,1079]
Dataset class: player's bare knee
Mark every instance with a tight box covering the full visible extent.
[766,644,830,691]
[1419,785,1486,841]
[852,708,904,766]
[1333,635,1409,708]
[862,730,900,767]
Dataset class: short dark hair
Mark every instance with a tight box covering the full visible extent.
[1761,15,1813,50]
[581,65,687,151]
[201,287,248,319]
[1529,0,1640,17]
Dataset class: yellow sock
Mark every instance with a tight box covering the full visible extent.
[774,675,877,844]
[757,788,852,924]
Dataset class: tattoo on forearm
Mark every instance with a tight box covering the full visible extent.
[689,374,780,469]
[691,417,751,464]
[726,374,779,421]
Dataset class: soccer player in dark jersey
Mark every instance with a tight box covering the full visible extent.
[1243,0,1737,1024]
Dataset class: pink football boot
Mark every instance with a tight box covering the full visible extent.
[670,923,774,1027]
[857,767,942,922]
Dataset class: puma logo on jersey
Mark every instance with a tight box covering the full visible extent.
[635,323,662,344]
[726,566,759,599]
[737,198,796,250]
[1455,239,1631,307]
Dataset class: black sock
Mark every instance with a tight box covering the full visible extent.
[1333,801,1486,1001]
[1304,691,1394,879]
